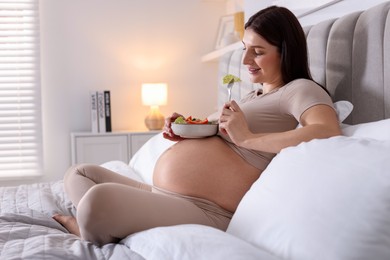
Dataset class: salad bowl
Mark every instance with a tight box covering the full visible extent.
[171,123,219,138]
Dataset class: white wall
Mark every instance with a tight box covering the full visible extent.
[244,0,389,26]
[0,0,225,186]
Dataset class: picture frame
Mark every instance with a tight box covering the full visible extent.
[215,14,235,50]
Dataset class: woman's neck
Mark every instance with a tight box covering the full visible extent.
[262,81,284,94]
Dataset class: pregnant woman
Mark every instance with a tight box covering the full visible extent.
[53,6,341,246]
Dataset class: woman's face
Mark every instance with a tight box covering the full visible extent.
[242,28,283,88]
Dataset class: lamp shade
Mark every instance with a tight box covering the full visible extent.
[141,83,168,106]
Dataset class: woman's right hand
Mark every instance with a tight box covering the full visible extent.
[162,112,185,141]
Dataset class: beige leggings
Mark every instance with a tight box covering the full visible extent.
[63,164,233,246]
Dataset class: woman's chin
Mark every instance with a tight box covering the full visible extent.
[248,75,262,83]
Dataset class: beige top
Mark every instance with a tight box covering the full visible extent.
[219,78,334,171]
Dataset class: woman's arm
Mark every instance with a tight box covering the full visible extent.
[219,100,342,154]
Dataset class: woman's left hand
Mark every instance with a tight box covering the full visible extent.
[219,100,252,145]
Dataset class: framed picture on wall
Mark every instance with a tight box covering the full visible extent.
[215,14,235,49]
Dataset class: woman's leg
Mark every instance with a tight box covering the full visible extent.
[76,183,231,246]
[63,164,151,208]
[53,163,152,237]
[57,164,231,246]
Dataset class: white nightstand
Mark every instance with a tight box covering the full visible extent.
[71,131,159,165]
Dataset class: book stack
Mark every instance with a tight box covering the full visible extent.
[90,90,111,133]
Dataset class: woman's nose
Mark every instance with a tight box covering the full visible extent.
[242,51,252,65]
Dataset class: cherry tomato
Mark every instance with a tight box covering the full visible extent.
[185,116,208,124]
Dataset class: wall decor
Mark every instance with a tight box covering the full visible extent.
[215,14,237,49]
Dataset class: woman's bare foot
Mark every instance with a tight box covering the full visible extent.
[52,214,81,237]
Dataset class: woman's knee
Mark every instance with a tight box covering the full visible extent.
[63,164,86,192]
[64,164,96,185]
[64,164,93,179]
[64,164,82,181]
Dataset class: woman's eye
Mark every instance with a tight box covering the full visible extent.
[254,50,264,56]
[242,47,263,56]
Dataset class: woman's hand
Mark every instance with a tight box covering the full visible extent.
[162,112,185,142]
[219,100,252,146]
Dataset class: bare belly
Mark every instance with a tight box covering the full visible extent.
[153,136,260,212]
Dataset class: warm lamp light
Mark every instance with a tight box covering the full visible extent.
[141,83,167,130]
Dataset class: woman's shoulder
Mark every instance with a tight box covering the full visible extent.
[280,78,331,103]
[279,78,333,117]
[283,78,326,95]
[285,78,319,89]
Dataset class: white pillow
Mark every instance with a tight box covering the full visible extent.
[227,136,390,260]
[100,160,144,182]
[342,118,390,140]
[129,133,175,184]
[124,224,278,260]
[333,100,353,122]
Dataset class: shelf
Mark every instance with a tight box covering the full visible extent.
[201,41,242,62]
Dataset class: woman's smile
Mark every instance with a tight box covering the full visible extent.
[248,67,260,75]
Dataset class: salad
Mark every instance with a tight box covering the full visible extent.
[222,74,241,84]
[174,116,211,125]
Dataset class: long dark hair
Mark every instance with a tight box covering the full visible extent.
[245,6,312,85]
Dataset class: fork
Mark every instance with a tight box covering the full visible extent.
[227,82,233,101]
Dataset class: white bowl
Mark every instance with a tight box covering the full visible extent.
[171,123,219,138]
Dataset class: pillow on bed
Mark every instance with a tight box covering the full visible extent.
[227,136,390,260]
[124,224,279,260]
[342,118,390,140]
[333,100,353,122]
[100,160,144,182]
[129,133,175,184]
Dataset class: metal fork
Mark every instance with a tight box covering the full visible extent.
[227,82,233,101]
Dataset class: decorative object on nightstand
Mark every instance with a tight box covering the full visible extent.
[141,83,167,130]
[90,90,111,133]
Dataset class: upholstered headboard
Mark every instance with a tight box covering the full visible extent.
[218,1,390,124]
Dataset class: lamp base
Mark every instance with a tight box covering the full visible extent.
[145,106,165,130]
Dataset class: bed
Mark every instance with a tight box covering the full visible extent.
[1,2,390,260]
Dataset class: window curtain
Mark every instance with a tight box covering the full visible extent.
[0,0,42,178]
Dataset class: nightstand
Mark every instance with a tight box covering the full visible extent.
[70,131,159,165]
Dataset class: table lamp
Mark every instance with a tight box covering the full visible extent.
[141,83,167,130]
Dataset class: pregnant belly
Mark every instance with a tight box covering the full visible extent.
[153,136,260,212]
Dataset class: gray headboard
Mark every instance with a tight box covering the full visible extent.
[218,1,390,124]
